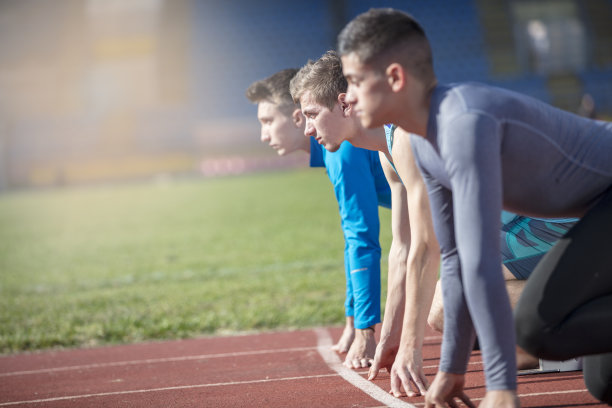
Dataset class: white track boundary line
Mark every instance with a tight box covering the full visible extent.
[0,346,317,377]
[314,327,416,408]
[0,373,341,407]
[0,334,441,378]
[516,388,590,399]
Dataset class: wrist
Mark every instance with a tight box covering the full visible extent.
[358,325,376,337]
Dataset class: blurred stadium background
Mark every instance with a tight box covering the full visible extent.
[0,0,611,190]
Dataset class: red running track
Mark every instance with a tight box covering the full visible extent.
[0,326,607,407]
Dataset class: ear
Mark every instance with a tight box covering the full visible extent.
[292,108,304,127]
[337,93,352,117]
[386,62,406,92]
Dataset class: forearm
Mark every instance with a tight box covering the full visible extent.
[377,156,409,347]
[391,131,440,355]
[378,242,407,348]
[399,239,439,352]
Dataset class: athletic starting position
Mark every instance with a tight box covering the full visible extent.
[384,125,577,373]
[291,51,577,398]
[338,8,612,407]
[290,51,440,396]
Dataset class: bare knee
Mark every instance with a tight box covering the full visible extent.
[428,280,444,333]
[427,307,444,333]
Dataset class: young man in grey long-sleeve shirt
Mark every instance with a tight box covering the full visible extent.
[338,8,612,408]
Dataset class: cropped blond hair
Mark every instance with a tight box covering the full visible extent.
[290,50,347,110]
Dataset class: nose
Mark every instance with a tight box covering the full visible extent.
[304,120,316,137]
[345,86,357,105]
[260,129,270,143]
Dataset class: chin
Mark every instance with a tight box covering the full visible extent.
[326,143,341,153]
[359,115,379,129]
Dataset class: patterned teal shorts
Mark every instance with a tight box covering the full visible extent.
[500,211,577,279]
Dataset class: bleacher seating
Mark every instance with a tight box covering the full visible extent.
[193,0,611,119]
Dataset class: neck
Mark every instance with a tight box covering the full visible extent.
[395,80,436,138]
[348,126,388,153]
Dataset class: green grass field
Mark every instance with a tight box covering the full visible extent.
[0,169,391,354]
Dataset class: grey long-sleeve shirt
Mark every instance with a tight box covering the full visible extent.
[409,82,612,390]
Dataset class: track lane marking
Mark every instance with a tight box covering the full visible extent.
[1,334,441,378]
[0,330,592,407]
[0,373,342,406]
[0,346,318,377]
[315,327,417,408]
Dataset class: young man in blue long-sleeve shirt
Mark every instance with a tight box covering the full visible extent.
[246,69,390,368]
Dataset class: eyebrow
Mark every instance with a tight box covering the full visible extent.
[302,106,319,115]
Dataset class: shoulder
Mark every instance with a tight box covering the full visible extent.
[435,82,495,117]
[439,82,544,122]
[434,83,504,145]
[332,141,373,165]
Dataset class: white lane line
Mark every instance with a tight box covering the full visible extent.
[0,373,341,406]
[410,388,591,406]
[0,346,317,377]
[516,388,590,398]
[1,333,441,378]
[314,327,416,408]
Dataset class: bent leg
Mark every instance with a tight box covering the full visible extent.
[504,278,538,370]
[515,188,612,361]
[429,265,524,334]
[429,267,539,369]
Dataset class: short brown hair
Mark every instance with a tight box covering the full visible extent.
[338,8,434,84]
[289,50,347,110]
[245,68,298,114]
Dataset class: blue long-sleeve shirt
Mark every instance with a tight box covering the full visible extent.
[310,137,390,328]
